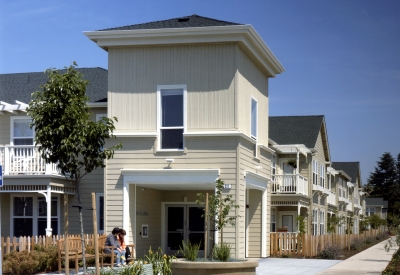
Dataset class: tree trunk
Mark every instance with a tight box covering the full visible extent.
[219,193,223,244]
[76,179,87,275]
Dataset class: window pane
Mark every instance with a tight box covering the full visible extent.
[38,218,58,236]
[251,99,257,138]
[14,218,33,237]
[14,138,34,145]
[99,196,104,231]
[161,129,183,149]
[14,119,33,138]
[14,197,33,216]
[162,92,183,127]
[38,197,58,216]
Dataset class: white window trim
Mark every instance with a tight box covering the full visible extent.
[96,193,104,234]
[250,97,258,140]
[96,113,107,122]
[10,116,34,145]
[156,84,187,151]
[10,193,60,237]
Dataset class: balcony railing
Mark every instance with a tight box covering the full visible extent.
[0,146,60,175]
[271,174,308,196]
[327,190,336,205]
[339,196,349,204]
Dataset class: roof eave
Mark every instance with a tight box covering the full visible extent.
[83,25,284,77]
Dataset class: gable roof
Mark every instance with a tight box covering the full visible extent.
[99,14,242,31]
[269,115,325,149]
[331,162,361,185]
[365,197,388,208]
[0,68,108,103]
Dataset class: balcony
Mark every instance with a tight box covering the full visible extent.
[271,174,308,196]
[327,190,336,205]
[0,145,60,175]
[339,196,349,204]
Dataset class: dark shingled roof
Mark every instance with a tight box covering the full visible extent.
[100,14,242,31]
[269,115,325,148]
[331,162,360,183]
[366,197,388,208]
[0,68,108,103]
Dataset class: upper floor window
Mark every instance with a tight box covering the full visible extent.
[11,117,34,145]
[312,160,319,185]
[320,165,325,188]
[271,155,276,183]
[157,85,186,150]
[251,97,257,139]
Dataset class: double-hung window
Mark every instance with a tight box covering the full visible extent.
[11,117,34,145]
[312,209,318,235]
[158,85,186,150]
[312,160,319,185]
[271,155,276,183]
[251,97,258,139]
[319,210,325,235]
[320,165,325,188]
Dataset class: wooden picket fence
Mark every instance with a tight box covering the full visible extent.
[270,229,380,257]
[1,234,102,256]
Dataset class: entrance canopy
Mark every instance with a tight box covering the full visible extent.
[121,169,220,190]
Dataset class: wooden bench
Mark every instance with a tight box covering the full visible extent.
[57,236,100,274]
[97,236,136,266]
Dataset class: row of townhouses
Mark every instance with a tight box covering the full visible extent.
[0,15,367,258]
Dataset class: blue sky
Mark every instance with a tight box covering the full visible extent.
[1,0,399,185]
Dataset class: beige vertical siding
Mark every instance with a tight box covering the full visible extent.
[105,136,239,253]
[247,189,262,257]
[239,139,272,258]
[236,47,270,145]
[108,44,237,131]
[135,187,162,256]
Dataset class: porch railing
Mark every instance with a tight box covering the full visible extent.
[327,190,336,205]
[0,145,60,176]
[271,174,308,196]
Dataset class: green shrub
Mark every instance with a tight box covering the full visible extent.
[3,250,40,275]
[366,237,374,244]
[34,244,59,272]
[143,246,175,275]
[179,240,201,261]
[317,244,341,259]
[212,243,231,262]
[350,238,364,250]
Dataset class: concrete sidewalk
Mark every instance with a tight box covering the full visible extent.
[316,237,398,275]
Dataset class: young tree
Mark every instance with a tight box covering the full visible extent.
[196,179,240,245]
[27,62,121,273]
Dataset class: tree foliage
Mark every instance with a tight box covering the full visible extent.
[26,62,121,273]
[364,152,400,214]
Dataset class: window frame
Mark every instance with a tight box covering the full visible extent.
[96,193,104,234]
[157,85,187,151]
[250,97,258,140]
[10,116,34,145]
[320,165,325,188]
[312,160,319,185]
[10,194,60,237]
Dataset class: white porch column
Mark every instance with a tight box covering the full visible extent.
[261,189,267,257]
[46,185,52,236]
[123,179,129,244]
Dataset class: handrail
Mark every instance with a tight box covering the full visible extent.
[271,174,308,196]
[0,145,60,176]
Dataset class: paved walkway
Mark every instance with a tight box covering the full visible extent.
[37,238,398,274]
[316,237,398,275]
[256,258,341,275]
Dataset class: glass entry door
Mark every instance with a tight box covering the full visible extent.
[166,205,205,256]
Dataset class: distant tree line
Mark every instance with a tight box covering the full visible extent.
[364,152,400,229]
